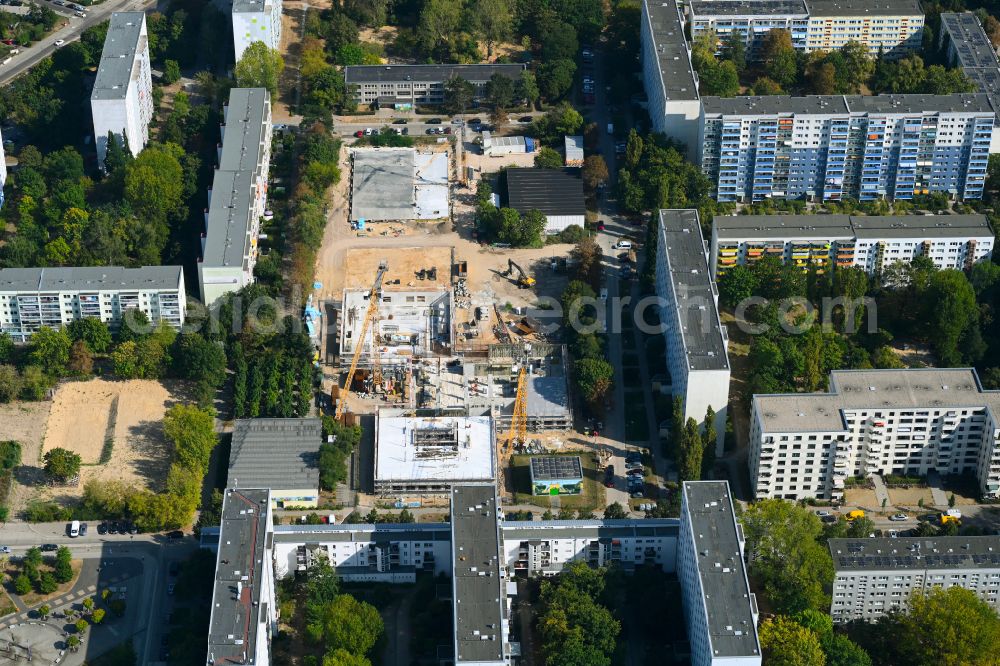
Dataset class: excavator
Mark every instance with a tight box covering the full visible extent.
[500,259,536,288]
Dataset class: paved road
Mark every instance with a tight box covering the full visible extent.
[0,0,157,87]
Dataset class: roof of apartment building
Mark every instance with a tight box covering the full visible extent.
[690,0,808,17]
[940,12,1000,69]
[502,519,680,540]
[683,482,761,660]
[202,169,257,269]
[643,0,700,102]
[207,488,270,666]
[451,484,505,664]
[92,12,146,101]
[659,209,730,372]
[504,168,586,217]
[233,0,275,13]
[0,265,183,293]
[273,523,454,543]
[703,93,995,116]
[844,93,995,114]
[228,419,322,493]
[714,214,994,240]
[220,88,271,175]
[344,64,525,84]
[753,368,1000,433]
[830,536,1000,571]
[806,0,922,16]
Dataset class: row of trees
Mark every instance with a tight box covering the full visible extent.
[233,342,315,419]
[537,561,620,666]
[670,399,716,482]
[0,440,21,521]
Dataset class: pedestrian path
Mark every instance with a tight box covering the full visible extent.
[0,573,131,630]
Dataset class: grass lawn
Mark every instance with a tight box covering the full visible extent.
[0,589,16,618]
[5,560,83,607]
[624,393,650,442]
[510,452,605,511]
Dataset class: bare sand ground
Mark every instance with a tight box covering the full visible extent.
[0,401,53,516]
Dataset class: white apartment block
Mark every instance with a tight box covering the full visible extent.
[345,64,526,108]
[0,266,186,342]
[91,12,153,169]
[829,536,1000,622]
[679,481,761,666]
[199,88,272,308]
[710,213,995,277]
[232,0,282,62]
[655,210,730,455]
[641,0,702,159]
[749,369,1000,501]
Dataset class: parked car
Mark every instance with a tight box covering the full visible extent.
[596,221,605,231]
[518,116,533,123]
[815,510,832,518]
[166,530,184,539]
[889,513,908,522]
[97,523,108,535]
[79,522,88,537]
[392,118,408,124]
[0,546,10,554]
[127,522,138,534]
[468,118,482,125]
[53,39,65,47]
[41,544,58,552]
[106,522,117,534]
[354,130,363,137]
[443,127,452,134]
[426,117,442,124]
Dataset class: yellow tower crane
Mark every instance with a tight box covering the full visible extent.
[335,262,387,422]
[499,364,529,494]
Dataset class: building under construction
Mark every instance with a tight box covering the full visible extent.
[373,411,496,495]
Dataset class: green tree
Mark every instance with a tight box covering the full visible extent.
[67,340,93,376]
[172,333,227,386]
[38,571,58,594]
[700,59,740,96]
[574,358,614,410]
[124,143,185,249]
[925,270,979,366]
[677,418,703,482]
[0,366,24,403]
[516,70,540,108]
[163,59,181,84]
[603,502,627,519]
[810,61,837,95]
[29,326,71,376]
[163,404,217,476]
[307,594,384,654]
[66,317,112,353]
[759,615,825,666]
[534,146,563,169]
[74,618,89,634]
[417,0,462,55]
[43,447,82,482]
[718,265,760,308]
[67,635,80,651]
[762,29,798,87]
[14,574,32,595]
[582,155,608,190]
[722,32,747,74]
[38,604,50,619]
[92,608,106,624]
[484,71,515,110]
[235,41,285,95]
[442,75,475,115]
[473,0,513,58]
[83,597,94,613]
[895,587,1000,666]
[323,649,372,666]
[537,59,577,100]
[0,332,13,364]
[751,77,784,95]
[822,633,872,666]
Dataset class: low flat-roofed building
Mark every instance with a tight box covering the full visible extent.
[207,488,275,666]
[504,167,585,234]
[655,210,730,454]
[0,265,186,342]
[350,148,449,222]
[451,484,508,665]
[482,133,535,157]
[229,419,322,508]
[345,64,525,108]
[678,481,761,666]
[564,135,584,166]
[529,456,583,495]
[829,536,1000,622]
[375,413,495,495]
[710,213,995,277]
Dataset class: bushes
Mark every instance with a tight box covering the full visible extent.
[319,419,362,491]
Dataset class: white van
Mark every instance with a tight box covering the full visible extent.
[615,240,632,250]
[69,520,80,538]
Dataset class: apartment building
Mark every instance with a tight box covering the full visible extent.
[344,64,525,109]
[232,0,282,61]
[641,0,701,157]
[699,94,994,202]
[939,12,1000,152]
[749,369,1000,501]
[90,12,153,169]
[688,0,923,59]
[0,266,186,342]
[829,536,1000,622]
[655,210,731,454]
[199,88,272,308]
[710,213,995,276]
[678,481,761,666]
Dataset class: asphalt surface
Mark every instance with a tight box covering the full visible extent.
[0,0,158,87]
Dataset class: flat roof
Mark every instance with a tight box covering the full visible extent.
[529,456,583,481]
[202,169,257,269]
[683,482,761,660]
[504,168,585,217]
[564,135,584,162]
[831,536,1000,571]
[229,419,322,492]
[659,210,730,372]
[220,88,270,175]
[0,265,183,293]
[714,214,994,240]
[691,0,808,17]
[233,0,271,12]
[207,488,270,665]
[502,519,680,540]
[703,94,995,116]
[527,375,571,418]
[345,64,525,84]
[643,0,700,102]
[451,484,505,664]
[92,12,146,101]
[806,0,922,16]
[375,415,495,483]
[273,523,453,543]
[941,13,1000,70]
[754,368,1000,432]
[350,149,449,222]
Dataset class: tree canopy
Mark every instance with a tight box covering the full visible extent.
[235,41,285,95]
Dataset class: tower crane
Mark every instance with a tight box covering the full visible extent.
[499,355,529,495]
[335,262,387,422]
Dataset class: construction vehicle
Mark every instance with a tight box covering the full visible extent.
[501,259,536,288]
[334,262,387,421]
[940,514,960,526]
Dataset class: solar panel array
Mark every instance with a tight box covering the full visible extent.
[833,538,1000,571]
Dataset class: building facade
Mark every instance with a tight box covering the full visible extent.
[829,536,1000,622]
[654,210,731,454]
[710,213,995,276]
[0,126,6,210]
[199,88,272,308]
[232,0,282,62]
[749,369,1000,501]
[0,266,185,342]
[678,481,762,666]
[700,94,994,202]
[344,64,525,108]
[91,12,153,169]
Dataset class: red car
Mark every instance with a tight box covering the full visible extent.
[443,127,452,134]
[596,221,605,231]
[354,130,364,137]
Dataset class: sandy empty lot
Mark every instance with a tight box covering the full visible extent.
[0,401,52,515]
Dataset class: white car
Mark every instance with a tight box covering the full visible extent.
[815,510,832,518]
[0,546,10,554]
[889,513,908,522]
[54,39,65,47]
[74,11,86,17]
